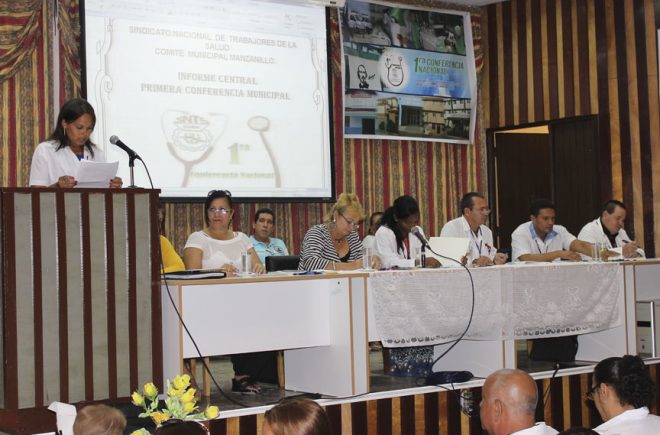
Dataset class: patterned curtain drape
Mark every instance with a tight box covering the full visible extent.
[0,0,43,80]
[0,0,52,186]
[57,0,81,100]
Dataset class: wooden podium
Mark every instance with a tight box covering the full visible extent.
[0,188,162,434]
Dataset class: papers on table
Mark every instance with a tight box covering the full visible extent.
[427,236,470,266]
[604,246,645,261]
[75,160,119,188]
[390,258,415,268]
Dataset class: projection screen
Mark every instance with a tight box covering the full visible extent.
[83,0,334,199]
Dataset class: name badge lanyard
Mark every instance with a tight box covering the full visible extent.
[470,228,482,256]
[535,239,549,254]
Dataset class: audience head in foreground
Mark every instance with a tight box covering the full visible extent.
[263,399,331,435]
[73,404,126,435]
[480,369,558,435]
[591,355,660,434]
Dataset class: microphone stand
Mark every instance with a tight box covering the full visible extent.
[420,244,426,268]
[128,154,139,188]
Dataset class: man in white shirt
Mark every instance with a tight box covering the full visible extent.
[511,198,596,262]
[480,369,558,435]
[578,199,644,259]
[440,192,507,266]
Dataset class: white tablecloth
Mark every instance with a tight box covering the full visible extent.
[369,262,622,347]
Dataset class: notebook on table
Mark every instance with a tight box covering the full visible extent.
[161,268,227,280]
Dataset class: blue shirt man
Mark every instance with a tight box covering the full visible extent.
[249,207,289,264]
[510,198,595,262]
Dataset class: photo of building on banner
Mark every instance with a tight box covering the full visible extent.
[340,1,477,143]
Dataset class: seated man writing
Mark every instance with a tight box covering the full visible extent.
[578,199,644,259]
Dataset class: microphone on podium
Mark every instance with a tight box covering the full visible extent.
[109,135,141,160]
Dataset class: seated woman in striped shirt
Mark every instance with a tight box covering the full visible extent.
[299,192,381,271]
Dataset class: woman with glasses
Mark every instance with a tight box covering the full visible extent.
[29,98,123,188]
[183,189,268,393]
[183,190,264,273]
[299,192,380,271]
[589,355,660,434]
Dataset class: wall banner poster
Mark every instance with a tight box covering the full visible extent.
[340,0,477,143]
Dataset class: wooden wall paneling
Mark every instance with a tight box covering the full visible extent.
[483,0,660,257]
[633,0,656,256]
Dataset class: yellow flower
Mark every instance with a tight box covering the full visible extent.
[167,386,184,397]
[151,410,170,426]
[131,391,145,407]
[181,388,196,404]
[172,374,191,390]
[143,382,158,400]
[205,405,220,419]
[183,401,196,413]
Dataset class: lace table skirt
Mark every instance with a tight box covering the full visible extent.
[369,262,622,347]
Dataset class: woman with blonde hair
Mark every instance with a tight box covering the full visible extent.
[298,193,380,271]
[263,399,330,435]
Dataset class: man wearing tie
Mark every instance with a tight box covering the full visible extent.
[440,192,507,266]
[577,199,644,259]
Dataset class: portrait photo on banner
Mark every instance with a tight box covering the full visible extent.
[340,0,477,144]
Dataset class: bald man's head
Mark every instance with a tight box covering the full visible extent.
[480,369,538,435]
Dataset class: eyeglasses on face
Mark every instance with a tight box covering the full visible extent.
[586,383,600,401]
[208,207,231,215]
[339,211,359,230]
[473,207,491,215]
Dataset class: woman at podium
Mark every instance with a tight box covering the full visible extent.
[29,98,122,188]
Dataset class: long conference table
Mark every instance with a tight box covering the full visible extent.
[161,260,659,397]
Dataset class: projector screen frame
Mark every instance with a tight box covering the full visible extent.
[79,0,337,204]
